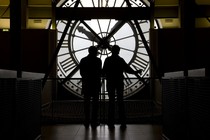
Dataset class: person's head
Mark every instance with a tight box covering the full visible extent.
[88,46,98,56]
[111,45,120,56]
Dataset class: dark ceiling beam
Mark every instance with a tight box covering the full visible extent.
[34,5,210,19]
[55,7,151,20]
[1,5,210,19]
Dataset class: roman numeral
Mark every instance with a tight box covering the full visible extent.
[138,39,149,47]
[132,54,149,70]
[57,39,68,48]
[77,79,82,86]
[138,20,149,25]
[138,40,144,47]
[123,72,133,87]
[59,53,76,74]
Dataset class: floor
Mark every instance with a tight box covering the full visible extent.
[41,124,163,140]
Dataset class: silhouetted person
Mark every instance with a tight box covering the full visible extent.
[80,46,102,128]
[103,45,141,129]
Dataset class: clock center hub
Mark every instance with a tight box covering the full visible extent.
[97,32,116,51]
[100,38,111,50]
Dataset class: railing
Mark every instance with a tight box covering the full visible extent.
[41,77,162,124]
[43,77,151,100]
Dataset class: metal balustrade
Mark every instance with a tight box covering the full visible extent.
[41,77,162,124]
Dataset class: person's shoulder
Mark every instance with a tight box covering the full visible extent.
[121,57,126,61]
[104,56,112,61]
[115,55,124,60]
[80,56,86,61]
[118,55,123,59]
[96,57,101,60]
[96,57,102,62]
[80,56,88,63]
[117,56,126,64]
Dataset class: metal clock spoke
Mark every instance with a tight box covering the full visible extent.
[96,19,104,38]
[73,33,94,41]
[104,20,126,42]
[113,34,135,42]
[105,19,112,36]
[120,47,135,53]
[72,46,89,53]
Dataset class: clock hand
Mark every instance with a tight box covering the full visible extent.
[104,20,126,42]
[80,20,103,43]
[80,20,117,50]
[91,20,126,50]
[77,26,100,43]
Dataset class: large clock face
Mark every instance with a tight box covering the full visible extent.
[57,0,159,99]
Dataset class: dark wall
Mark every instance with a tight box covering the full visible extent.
[0,31,11,68]
[21,29,49,73]
[153,28,210,75]
[0,29,56,73]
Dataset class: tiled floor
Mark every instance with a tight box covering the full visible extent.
[41,124,162,140]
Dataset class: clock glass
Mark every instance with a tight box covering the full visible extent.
[56,0,160,99]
